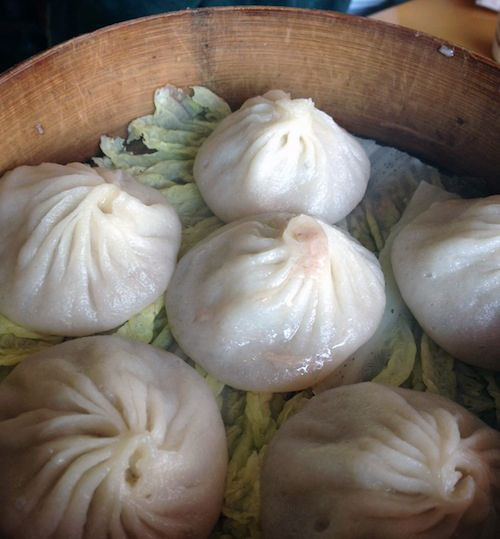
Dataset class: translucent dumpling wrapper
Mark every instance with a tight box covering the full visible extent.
[165,213,385,392]
[261,382,500,539]
[0,163,182,336]
[0,336,227,539]
[391,194,500,370]
[193,90,370,223]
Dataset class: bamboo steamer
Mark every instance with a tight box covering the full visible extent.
[0,9,499,537]
[0,7,498,189]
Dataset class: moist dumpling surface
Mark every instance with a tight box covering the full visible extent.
[0,163,181,336]
[260,382,500,539]
[391,195,500,369]
[166,213,385,392]
[0,336,227,539]
[193,90,370,223]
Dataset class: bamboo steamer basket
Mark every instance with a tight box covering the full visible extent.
[0,8,499,537]
[0,7,498,190]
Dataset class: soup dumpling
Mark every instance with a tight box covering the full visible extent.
[166,213,385,392]
[261,382,500,538]
[193,90,370,223]
[0,163,182,336]
[0,335,227,539]
[391,194,500,369]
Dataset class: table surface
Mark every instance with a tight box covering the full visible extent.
[371,0,498,60]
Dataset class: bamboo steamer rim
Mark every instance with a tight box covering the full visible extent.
[0,6,499,189]
[3,7,500,79]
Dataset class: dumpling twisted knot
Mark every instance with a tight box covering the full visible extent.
[0,163,181,336]
[0,336,227,539]
[166,213,385,392]
[261,383,500,539]
[194,90,370,223]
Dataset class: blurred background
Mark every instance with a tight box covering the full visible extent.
[0,0,408,73]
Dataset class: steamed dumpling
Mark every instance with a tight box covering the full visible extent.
[0,336,227,539]
[261,382,500,539]
[391,195,500,369]
[193,90,370,223]
[165,213,385,392]
[0,163,182,336]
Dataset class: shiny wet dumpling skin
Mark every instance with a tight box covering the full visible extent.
[0,336,227,539]
[193,90,370,224]
[0,163,181,336]
[165,213,385,392]
[391,195,500,370]
[261,382,500,539]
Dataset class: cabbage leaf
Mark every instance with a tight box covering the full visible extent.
[95,85,231,190]
[0,314,63,368]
